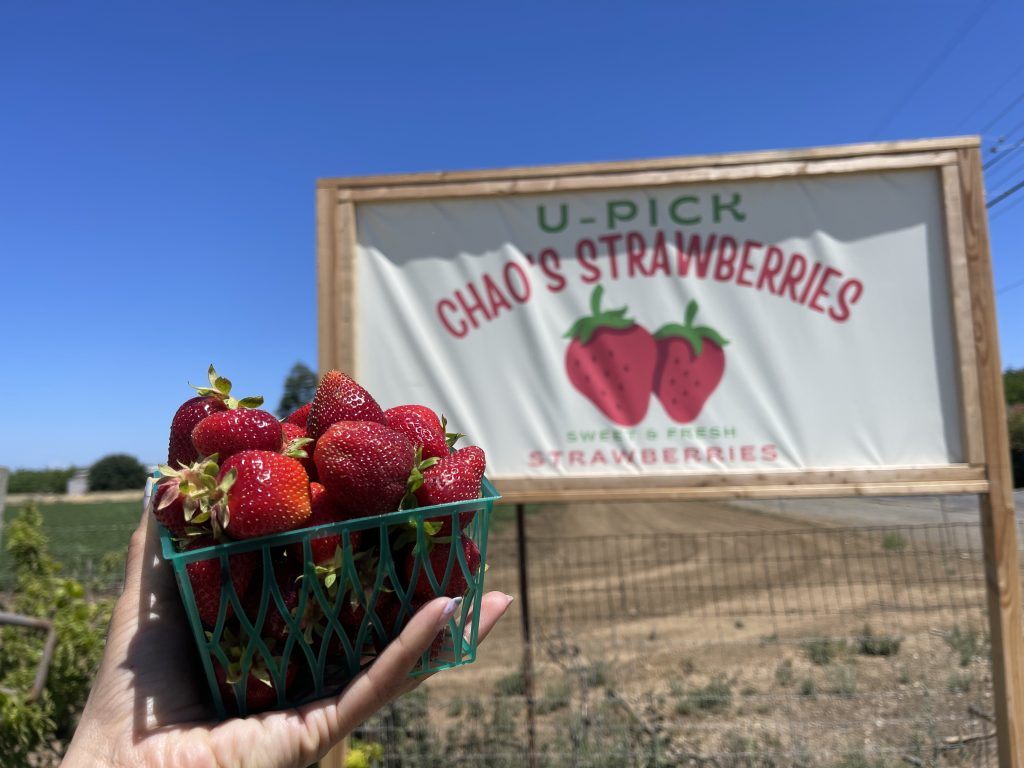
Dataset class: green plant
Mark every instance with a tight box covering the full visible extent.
[944,624,982,667]
[947,671,973,693]
[495,669,527,696]
[88,453,147,491]
[881,532,906,551]
[345,737,384,768]
[675,674,732,715]
[827,665,857,697]
[7,467,77,495]
[799,676,817,697]
[536,681,571,714]
[856,625,902,656]
[803,638,844,666]
[0,504,113,766]
[277,361,318,418]
[774,658,794,687]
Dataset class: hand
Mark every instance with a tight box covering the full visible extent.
[62,509,513,768]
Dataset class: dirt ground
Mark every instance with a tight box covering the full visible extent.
[407,496,1006,766]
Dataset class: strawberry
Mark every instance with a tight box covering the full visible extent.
[384,405,458,460]
[564,285,657,426]
[184,536,258,627]
[314,421,415,517]
[152,456,232,538]
[218,450,312,539]
[212,629,297,713]
[306,371,385,441]
[281,421,317,482]
[287,482,361,566]
[283,402,311,428]
[242,562,304,644]
[192,408,283,461]
[166,365,264,467]
[167,397,227,468]
[414,446,486,536]
[400,537,481,603]
[652,300,728,423]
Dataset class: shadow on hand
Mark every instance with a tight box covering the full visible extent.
[126,513,215,743]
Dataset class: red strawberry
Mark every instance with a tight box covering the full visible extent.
[283,402,311,428]
[184,536,258,627]
[192,408,283,461]
[218,451,312,539]
[401,537,481,603]
[281,421,318,482]
[384,405,452,460]
[167,396,227,468]
[306,371,385,441]
[314,421,415,517]
[652,300,728,423]
[213,634,297,713]
[167,365,265,467]
[564,285,657,426]
[415,446,486,536]
[151,480,189,536]
[287,482,361,566]
[242,563,304,644]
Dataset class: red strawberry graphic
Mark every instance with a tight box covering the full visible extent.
[652,300,728,423]
[306,370,386,441]
[564,285,657,426]
[217,450,312,539]
[314,421,415,517]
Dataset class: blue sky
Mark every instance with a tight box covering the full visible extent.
[2,1,1023,470]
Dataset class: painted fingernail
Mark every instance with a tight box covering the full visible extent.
[441,596,463,620]
[504,593,515,607]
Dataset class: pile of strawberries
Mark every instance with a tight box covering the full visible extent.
[152,366,488,713]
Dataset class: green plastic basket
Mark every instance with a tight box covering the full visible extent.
[153,477,498,718]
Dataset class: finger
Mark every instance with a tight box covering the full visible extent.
[420,590,515,675]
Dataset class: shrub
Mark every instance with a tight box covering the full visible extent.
[7,467,76,495]
[774,658,794,687]
[944,624,982,667]
[856,625,902,656]
[88,453,147,491]
[803,638,844,666]
[675,674,732,715]
[0,504,113,765]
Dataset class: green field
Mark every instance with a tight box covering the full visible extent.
[1,497,142,591]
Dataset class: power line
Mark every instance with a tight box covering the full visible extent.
[996,275,1024,295]
[984,137,1024,170]
[980,91,1024,134]
[987,156,1024,190]
[987,177,1024,208]
[873,0,996,136]
[989,186,1024,221]
[956,60,1024,130]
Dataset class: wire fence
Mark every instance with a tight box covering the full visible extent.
[354,494,1022,768]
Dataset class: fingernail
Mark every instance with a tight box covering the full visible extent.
[504,593,515,607]
[441,596,462,620]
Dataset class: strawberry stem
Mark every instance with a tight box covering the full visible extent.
[564,284,635,345]
[653,300,728,357]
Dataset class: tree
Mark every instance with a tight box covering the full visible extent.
[88,454,147,491]
[277,362,318,418]
[1005,368,1024,406]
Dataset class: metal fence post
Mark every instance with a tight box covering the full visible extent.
[516,503,538,768]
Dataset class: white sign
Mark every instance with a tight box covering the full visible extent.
[353,168,961,481]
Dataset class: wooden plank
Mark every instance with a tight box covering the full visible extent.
[941,164,985,464]
[318,136,978,190]
[316,187,340,375]
[335,201,358,376]
[338,152,958,204]
[958,146,1024,768]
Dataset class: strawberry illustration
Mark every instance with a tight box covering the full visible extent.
[192,408,284,461]
[306,370,386,441]
[384,405,461,461]
[217,450,312,539]
[166,365,264,467]
[652,300,728,423]
[564,285,657,426]
[184,536,259,627]
[314,421,415,517]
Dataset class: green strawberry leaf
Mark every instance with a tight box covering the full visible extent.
[564,284,636,345]
[653,299,729,357]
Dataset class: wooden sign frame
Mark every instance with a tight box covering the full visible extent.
[317,137,1024,767]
